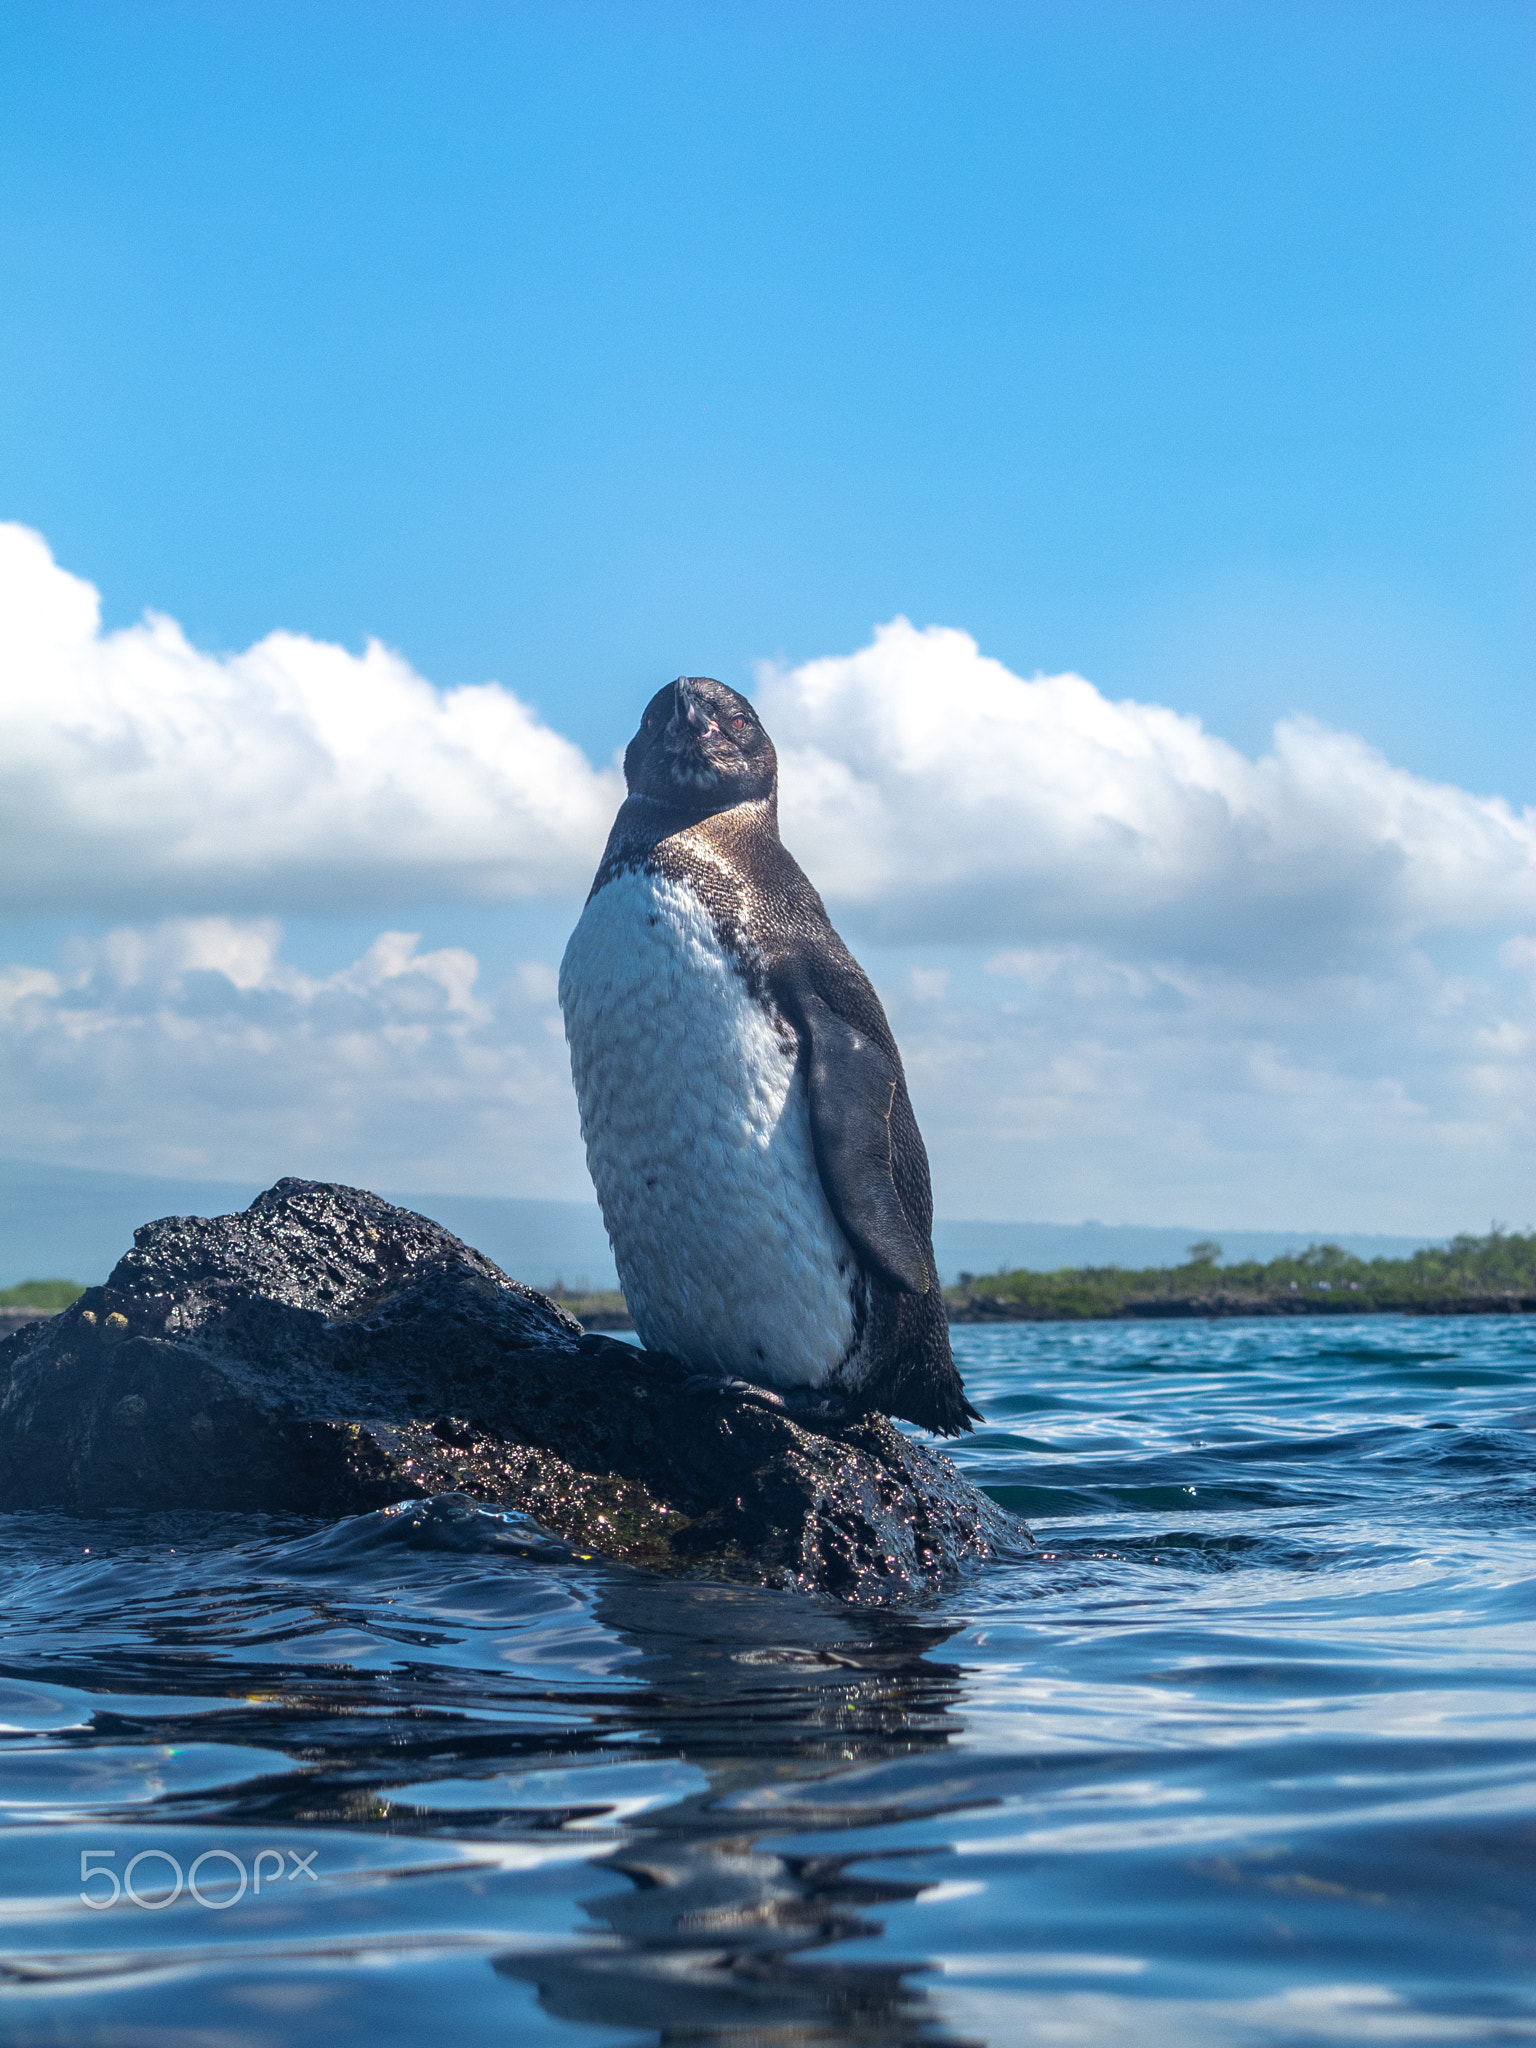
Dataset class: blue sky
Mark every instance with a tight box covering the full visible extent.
[1,2,1532,1233]
[5,0,1531,782]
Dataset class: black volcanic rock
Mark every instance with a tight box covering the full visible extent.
[0,1179,1025,1602]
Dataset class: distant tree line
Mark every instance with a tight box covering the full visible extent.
[0,1279,84,1311]
[947,1229,1536,1320]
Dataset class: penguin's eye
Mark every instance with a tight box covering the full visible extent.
[728,715,746,733]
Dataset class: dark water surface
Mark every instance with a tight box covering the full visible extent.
[1,1317,1533,2046]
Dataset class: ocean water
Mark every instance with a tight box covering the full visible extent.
[0,1315,1532,2046]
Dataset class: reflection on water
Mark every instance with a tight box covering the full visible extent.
[497,1577,977,2045]
[0,1315,1532,2045]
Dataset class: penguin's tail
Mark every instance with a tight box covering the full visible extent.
[896,1373,982,1437]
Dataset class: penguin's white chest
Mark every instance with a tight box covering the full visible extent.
[558,866,860,1385]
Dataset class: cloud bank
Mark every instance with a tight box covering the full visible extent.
[0,917,585,1198]
[760,620,1536,958]
[0,524,621,914]
[0,913,1529,1231]
[3,526,1532,1229]
[5,526,1533,964]
[897,941,1534,1234]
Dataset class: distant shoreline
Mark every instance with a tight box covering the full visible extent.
[946,1292,1536,1323]
[565,1291,1536,1334]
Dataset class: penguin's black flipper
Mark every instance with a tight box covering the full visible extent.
[798,992,930,1295]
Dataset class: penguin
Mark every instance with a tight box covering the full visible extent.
[558,675,979,1437]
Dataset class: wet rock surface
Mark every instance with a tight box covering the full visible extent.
[0,1308,52,1333]
[0,1179,1025,1602]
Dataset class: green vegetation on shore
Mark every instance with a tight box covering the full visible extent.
[541,1231,1536,1330]
[946,1230,1536,1320]
[545,1283,632,1329]
[0,1279,86,1311]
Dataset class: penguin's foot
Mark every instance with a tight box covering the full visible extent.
[682,1372,786,1411]
[681,1375,860,1431]
[576,1332,644,1367]
[777,1388,860,1429]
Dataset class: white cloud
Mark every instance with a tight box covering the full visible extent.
[0,917,588,1199]
[7,530,1533,967]
[753,622,1534,1223]
[0,523,622,915]
[759,619,1536,960]
[882,937,1535,1232]
[1,912,1530,1234]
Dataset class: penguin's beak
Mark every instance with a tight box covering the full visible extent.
[676,679,719,739]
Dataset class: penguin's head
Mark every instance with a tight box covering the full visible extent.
[624,676,777,808]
